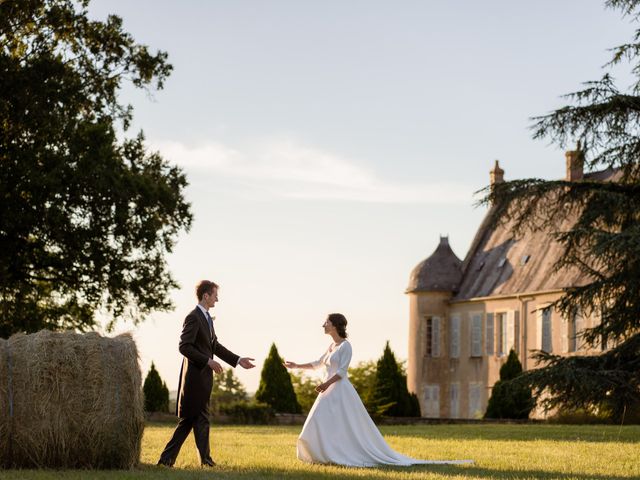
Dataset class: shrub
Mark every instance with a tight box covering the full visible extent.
[369,341,421,417]
[219,401,275,424]
[143,362,169,413]
[485,349,534,419]
[255,343,301,413]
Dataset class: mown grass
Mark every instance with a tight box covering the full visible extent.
[3,423,639,479]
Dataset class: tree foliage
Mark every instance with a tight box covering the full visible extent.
[289,371,318,414]
[480,0,640,421]
[210,368,248,415]
[369,342,420,417]
[255,343,301,414]
[143,362,169,413]
[485,350,534,420]
[0,0,191,336]
[348,359,376,410]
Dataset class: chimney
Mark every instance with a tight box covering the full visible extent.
[490,160,504,189]
[565,142,584,181]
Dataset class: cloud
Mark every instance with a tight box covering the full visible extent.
[151,138,473,204]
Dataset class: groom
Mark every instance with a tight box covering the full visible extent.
[158,280,255,467]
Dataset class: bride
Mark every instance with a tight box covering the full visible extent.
[284,313,472,467]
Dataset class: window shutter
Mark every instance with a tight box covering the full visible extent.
[450,315,460,358]
[471,314,482,357]
[506,311,515,353]
[424,384,440,418]
[432,317,441,357]
[514,310,520,354]
[450,383,460,419]
[542,308,553,353]
[575,311,584,351]
[486,313,494,355]
[468,383,482,418]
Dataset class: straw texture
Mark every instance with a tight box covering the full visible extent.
[0,330,144,468]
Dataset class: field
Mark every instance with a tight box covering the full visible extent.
[3,423,639,479]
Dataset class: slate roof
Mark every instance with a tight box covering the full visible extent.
[452,167,619,301]
[406,236,463,293]
[406,166,620,300]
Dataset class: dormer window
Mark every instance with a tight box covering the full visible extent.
[497,257,506,268]
[520,254,530,266]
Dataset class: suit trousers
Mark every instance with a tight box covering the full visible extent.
[158,410,212,465]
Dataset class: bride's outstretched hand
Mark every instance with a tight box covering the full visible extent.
[283,360,298,369]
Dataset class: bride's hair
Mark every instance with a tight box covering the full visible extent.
[327,313,348,338]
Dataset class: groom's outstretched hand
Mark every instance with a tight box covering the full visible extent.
[238,357,255,369]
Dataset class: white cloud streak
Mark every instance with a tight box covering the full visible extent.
[152,138,473,204]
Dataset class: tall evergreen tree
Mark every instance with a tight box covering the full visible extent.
[143,362,169,413]
[481,0,640,421]
[0,0,191,336]
[485,350,534,419]
[255,343,301,413]
[369,342,420,417]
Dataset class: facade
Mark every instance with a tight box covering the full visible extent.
[406,150,614,419]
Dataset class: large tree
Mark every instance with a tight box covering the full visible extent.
[482,0,640,421]
[0,0,191,336]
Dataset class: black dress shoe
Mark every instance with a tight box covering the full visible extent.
[201,458,216,467]
[157,460,173,467]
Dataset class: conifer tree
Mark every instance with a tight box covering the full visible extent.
[143,362,169,413]
[369,342,421,417]
[481,0,640,422]
[485,350,534,419]
[255,343,301,413]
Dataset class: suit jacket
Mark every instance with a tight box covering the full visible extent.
[175,307,240,418]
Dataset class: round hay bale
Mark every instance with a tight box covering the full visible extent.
[0,330,144,469]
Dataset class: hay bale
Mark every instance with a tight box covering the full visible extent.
[0,330,144,469]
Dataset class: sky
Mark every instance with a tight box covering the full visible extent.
[88,1,636,393]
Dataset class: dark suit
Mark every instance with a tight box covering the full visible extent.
[159,307,240,466]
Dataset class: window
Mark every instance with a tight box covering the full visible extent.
[423,385,440,418]
[542,307,552,353]
[469,383,483,419]
[426,316,441,357]
[450,315,460,358]
[425,317,433,356]
[568,310,584,352]
[486,313,494,355]
[471,314,482,357]
[450,383,460,419]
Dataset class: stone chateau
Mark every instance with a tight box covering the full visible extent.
[406,149,615,418]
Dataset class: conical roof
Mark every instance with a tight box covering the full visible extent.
[406,236,463,293]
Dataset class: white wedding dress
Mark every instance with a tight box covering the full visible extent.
[297,340,473,467]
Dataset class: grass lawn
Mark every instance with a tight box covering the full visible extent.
[2,422,639,479]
